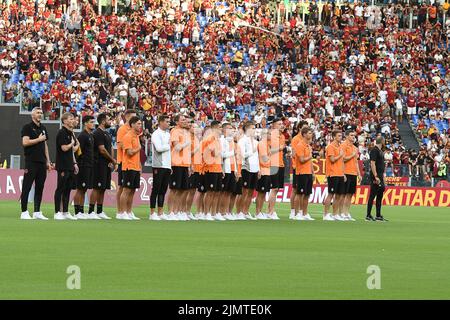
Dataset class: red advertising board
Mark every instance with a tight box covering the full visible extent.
[1,169,449,207]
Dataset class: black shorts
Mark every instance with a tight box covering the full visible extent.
[93,163,112,190]
[233,177,243,195]
[197,174,207,193]
[170,166,189,190]
[270,166,285,189]
[117,163,123,186]
[188,172,200,189]
[242,169,258,190]
[204,172,222,192]
[122,170,140,189]
[345,174,357,195]
[221,172,236,193]
[297,174,313,195]
[327,176,346,195]
[256,175,271,193]
[75,166,93,190]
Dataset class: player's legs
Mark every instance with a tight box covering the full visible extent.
[268,188,278,214]
[255,192,265,215]
[186,189,196,213]
[197,192,205,214]
[116,186,123,214]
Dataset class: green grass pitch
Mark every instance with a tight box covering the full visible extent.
[0,200,449,299]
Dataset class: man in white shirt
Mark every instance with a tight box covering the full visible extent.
[238,121,259,220]
[394,96,403,123]
[149,115,171,220]
[219,123,238,220]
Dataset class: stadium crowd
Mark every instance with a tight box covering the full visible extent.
[0,0,449,182]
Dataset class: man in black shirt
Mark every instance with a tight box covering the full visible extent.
[88,113,116,219]
[20,107,52,220]
[73,115,95,220]
[366,137,389,222]
[54,112,79,220]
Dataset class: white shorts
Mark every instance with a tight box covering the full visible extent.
[407,107,416,115]
[395,108,403,116]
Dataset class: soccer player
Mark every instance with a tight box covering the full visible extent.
[289,123,301,220]
[195,126,210,220]
[149,115,171,221]
[73,115,95,220]
[238,121,259,220]
[255,129,271,220]
[20,107,52,220]
[366,136,388,222]
[89,113,116,220]
[267,118,285,220]
[54,112,79,220]
[230,125,243,220]
[203,121,224,221]
[294,126,315,221]
[118,116,142,220]
[342,130,361,221]
[186,121,202,220]
[168,114,191,221]
[220,122,238,220]
[116,109,137,218]
[323,130,346,221]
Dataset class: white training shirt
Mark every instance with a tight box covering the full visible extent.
[238,135,259,173]
[151,128,171,169]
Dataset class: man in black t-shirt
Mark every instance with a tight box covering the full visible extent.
[88,113,116,219]
[366,137,388,222]
[54,112,79,220]
[73,115,96,220]
[20,107,52,220]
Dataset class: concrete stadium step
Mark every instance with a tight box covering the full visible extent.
[398,117,420,151]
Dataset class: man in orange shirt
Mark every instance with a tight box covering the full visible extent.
[342,130,361,221]
[116,109,137,217]
[168,114,192,221]
[323,130,346,221]
[289,125,301,220]
[202,121,224,221]
[186,120,202,220]
[267,118,285,220]
[195,125,210,220]
[118,116,142,221]
[295,126,315,221]
[255,130,271,219]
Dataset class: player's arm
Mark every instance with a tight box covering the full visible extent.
[296,144,312,164]
[152,132,170,153]
[329,148,343,163]
[99,145,116,164]
[60,136,75,152]
[242,139,256,159]
[22,134,46,147]
[126,143,141,156]
[343,147,354,162]
[221,139,234,159]
[45,141,52,169]
[172,133,191,152]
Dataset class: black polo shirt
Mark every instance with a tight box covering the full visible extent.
[55,126,75,172]
[77,130,94,168]
[93,127,112,166]
[21,121,48,164]
[369,146,385,181]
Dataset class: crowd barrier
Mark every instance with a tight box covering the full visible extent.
[1,169,449,208]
